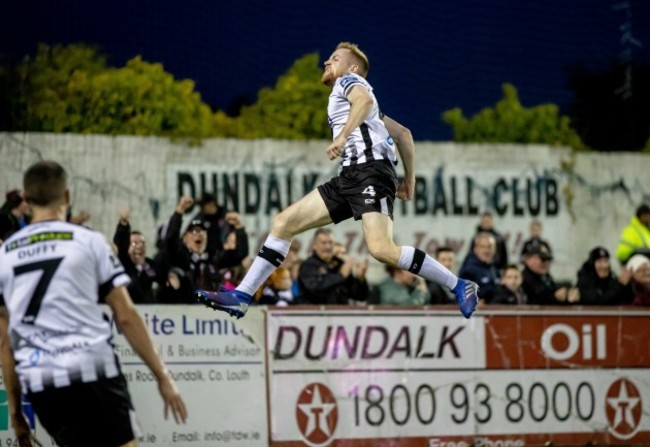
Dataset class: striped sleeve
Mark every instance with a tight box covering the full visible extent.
[91,232,131,297]
[338,74,366,97]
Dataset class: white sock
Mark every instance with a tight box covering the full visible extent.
[237,235,291,296]
[397,246,458,290]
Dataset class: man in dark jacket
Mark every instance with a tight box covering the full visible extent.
[522,240,579,305]
[165,196,249,292]
[576,247,633,305]
[298,228,368,305]
[460,232,500,302]
[468,211,508,271]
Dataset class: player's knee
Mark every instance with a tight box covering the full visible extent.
[366,241,395,264]
[370,250,392,264]
[271,211,295,238]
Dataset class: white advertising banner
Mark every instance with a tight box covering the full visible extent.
[0,306,268,447]
[270,369,649,446]
[2,304,650,446]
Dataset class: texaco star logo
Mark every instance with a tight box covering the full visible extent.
[605,378,642,440]
[296,382,338,446]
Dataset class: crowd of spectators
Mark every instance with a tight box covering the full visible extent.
[1,187,649,308]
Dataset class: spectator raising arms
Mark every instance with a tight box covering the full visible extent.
[192,193,229,255]
[113,207,164,304]
[164,196,249,292]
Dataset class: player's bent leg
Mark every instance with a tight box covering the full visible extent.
[270,189,333,240]
[361,212,478,318]
[361,212,401,265]
[196,189,333,318]
[120,440,138,447]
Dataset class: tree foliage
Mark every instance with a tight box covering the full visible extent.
[442,83,586,150]
[17,44,107,131]
[215,53,331,140]
[2,44,331,142]
[12,44,215,141]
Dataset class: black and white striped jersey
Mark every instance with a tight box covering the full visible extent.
[0,221,130,392]
[328,72,398,168]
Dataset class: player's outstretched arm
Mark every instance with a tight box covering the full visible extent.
[383,115,415,201]
[107,287,188,423]
[0,309,42,447]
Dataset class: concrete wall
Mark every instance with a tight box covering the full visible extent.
[1,132,648,282]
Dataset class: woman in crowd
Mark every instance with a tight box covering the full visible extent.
[254,267,295,306]
[626,254,650,306]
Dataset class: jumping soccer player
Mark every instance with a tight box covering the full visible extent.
[196,42,479,319]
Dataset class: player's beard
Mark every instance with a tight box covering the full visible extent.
[321,69,334,86]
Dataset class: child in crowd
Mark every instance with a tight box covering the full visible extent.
[491,264,527,304]
[255,267,294,306]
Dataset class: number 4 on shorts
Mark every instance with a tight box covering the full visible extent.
[362,186,376,196]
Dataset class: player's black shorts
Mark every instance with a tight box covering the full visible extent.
[28,375,139,447]
[318,160,398,223]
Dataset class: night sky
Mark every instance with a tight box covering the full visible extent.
[2,0,649,141]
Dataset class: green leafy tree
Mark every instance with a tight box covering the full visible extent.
[74,57,215,139]
[212,110,242,138]
[6,45,332,141]
[218,53,330,139]
[15,44,215,141]
[16,43,107,131]
[443,83,586,150]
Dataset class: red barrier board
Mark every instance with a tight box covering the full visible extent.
[266,307,650,447]
[484,309,650,369]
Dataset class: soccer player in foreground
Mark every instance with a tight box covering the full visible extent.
[0,161,187,447]
[196,42,479,319]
